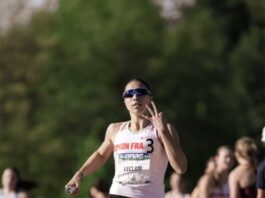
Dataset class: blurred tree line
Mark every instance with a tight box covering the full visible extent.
[0,0,263,197]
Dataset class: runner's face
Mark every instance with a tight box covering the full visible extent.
[123,81,152,115]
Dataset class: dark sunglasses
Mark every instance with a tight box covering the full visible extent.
[122,88,152,98]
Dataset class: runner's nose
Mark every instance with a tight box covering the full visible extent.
[132,94,140,99]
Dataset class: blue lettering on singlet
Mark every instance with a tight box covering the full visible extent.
[118,153,150,160]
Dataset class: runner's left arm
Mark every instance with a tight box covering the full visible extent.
[159,123,187,174]
[144,101,187,174]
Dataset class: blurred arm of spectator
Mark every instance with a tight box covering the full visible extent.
[197,174,212,198]
[17,190,31,198]
[191,157,216,198]
[89,179,108,198]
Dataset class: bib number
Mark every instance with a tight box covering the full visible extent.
[146,138,154,153]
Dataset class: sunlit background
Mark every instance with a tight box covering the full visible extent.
[0,0,264,197]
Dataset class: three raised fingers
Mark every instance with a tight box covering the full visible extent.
[146,101,159,116]
[151,101,158,115]
[146,104,154,117]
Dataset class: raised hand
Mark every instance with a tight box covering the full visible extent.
[142,101,168,133]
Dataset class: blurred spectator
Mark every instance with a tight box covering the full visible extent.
[0,167,37,198]
[0,167,19,198]
[89,180,108,198]
[228,136,258,198]
[190,157,216,198]
[256,127,265,198]
[165,172,190,198]
[191,146,234,198]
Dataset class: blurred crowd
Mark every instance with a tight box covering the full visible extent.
[166,127,265,198]
[1,128,264,198]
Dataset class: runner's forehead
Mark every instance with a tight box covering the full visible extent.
[124,81,147,90]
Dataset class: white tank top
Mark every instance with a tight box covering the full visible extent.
[109,121,169,198]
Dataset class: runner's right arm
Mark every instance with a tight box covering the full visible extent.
[64,123,119,194]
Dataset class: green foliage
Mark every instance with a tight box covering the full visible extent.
[0,0,263,197]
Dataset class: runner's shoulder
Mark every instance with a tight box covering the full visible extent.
[107,121,127,134]
[105,122,127,141]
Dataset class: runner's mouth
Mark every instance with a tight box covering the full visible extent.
[132,103,142,107]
